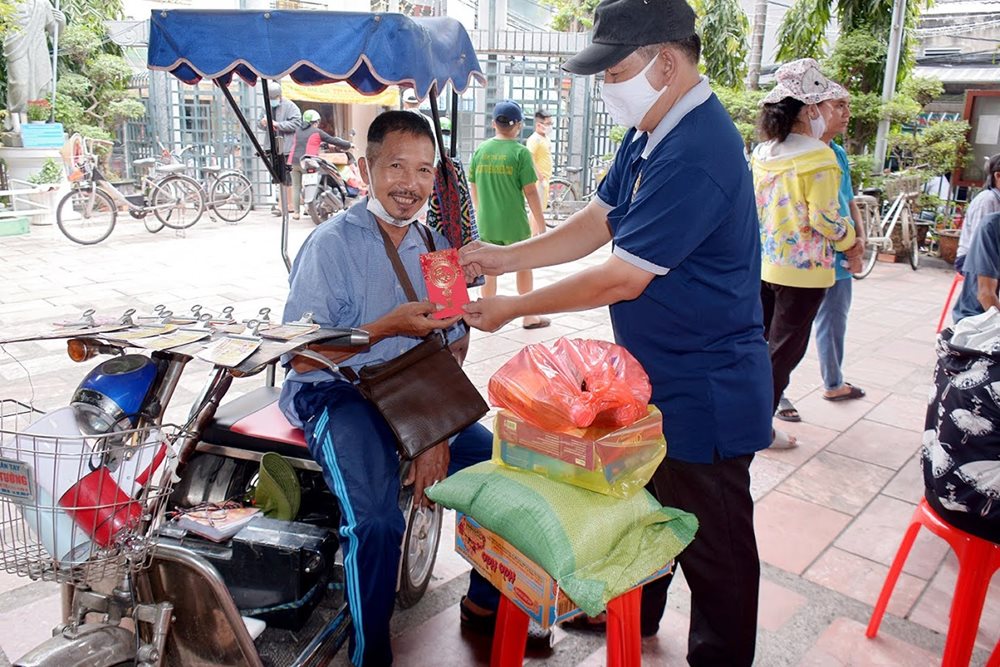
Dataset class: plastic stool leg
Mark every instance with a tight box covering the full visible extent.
[986,639,1000,667]
[866,518,923,638]
[937,273,964,333]
[490,596,529,667]
[941,543,994,667]
[606,587,643,667]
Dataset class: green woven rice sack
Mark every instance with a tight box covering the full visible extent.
[426,462,698,615]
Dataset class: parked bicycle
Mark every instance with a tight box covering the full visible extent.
[57,137,206,246]
[852,173,923,279]
[545,154,613,227]
[158,142,253,224]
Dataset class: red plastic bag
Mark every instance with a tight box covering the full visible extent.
[488,338,651,431]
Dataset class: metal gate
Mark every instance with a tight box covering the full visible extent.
[468,30,611,193]
[123,73,273,205]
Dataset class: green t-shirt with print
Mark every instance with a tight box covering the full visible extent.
[469,137,537,244]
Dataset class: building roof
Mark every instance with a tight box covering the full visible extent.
[915,64,1000,85]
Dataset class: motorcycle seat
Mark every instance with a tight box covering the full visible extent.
[201,386,310,459]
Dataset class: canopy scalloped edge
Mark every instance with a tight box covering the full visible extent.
[147,10,486,100]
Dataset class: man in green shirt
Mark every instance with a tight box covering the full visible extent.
[469,100,550,328]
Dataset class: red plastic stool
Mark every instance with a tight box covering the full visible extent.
[937,273,965,333]
[490,586,643,667]
[866,499,1000,666]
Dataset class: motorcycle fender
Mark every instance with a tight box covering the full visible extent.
[14,623,135,667]
[302,184,317,202]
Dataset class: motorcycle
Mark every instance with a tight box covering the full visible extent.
[1,306,441,666]
[300,148,365,226]
[0,10,485,665]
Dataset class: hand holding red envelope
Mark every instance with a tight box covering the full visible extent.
[420,249,470,319]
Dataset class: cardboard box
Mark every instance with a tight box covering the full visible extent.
[492,407,665,498]
[454,512,671,628]
[20,123,65,149]
[0,217,30,237]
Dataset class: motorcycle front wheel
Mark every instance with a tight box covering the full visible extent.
[395,472,442,609]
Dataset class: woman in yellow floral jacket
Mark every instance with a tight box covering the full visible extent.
[751,58,862,449]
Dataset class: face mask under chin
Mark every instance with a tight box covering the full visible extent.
[366,192,429,228]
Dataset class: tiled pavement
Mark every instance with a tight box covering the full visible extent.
[0,212,997,666]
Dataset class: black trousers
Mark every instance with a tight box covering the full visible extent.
[640,453,759,667]
[760,281,827,412]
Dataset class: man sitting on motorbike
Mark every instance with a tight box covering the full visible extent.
[279,110,545,666]
[287,109,353,219]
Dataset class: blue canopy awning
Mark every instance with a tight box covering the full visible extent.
[147,10,485,99]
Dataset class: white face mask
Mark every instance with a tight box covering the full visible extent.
[366,191,429,228]
[600,55,667,129]
[808,104,827,139]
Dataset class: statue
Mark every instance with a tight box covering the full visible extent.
[3,0,66,127]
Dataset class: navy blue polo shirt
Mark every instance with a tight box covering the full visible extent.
[954,212,1000,323]
[597,90,772,463]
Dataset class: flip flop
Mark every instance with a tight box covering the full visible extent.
[823,383,866,402]
[522,317,551,330]
[775,396,801,422]
[769,428,798,450]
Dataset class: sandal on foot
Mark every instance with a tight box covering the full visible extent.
[823,383,866,402]
[775,396,801,422]
[459,596,553,649]
[560,612,607,633]
[769,428,798,450]
[522,317,551,330]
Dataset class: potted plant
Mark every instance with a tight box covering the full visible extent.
[26,99,51,124]
[25,158,67,226]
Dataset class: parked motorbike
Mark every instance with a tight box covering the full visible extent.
[1,306,443,667]
[301,145,365,227]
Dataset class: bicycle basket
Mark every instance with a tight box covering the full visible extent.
[883,173,924,200]
[0,399,181,586]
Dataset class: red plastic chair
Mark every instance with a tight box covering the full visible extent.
[490,586,643,667]
[866,498,1000,666]
[937,273,965,333]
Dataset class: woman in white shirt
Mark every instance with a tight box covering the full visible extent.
[957,153,1000,272]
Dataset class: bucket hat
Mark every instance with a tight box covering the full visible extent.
[563,0,696,75]
[761,58,848,106]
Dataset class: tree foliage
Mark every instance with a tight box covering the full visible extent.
[692,0,749,88]
[53,4,143,139]
[775,0,831,62]
[548,0,599,32]
[715,86,765,147]
[776,0,928,86]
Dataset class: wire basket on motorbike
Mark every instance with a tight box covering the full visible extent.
[0,399,182,586]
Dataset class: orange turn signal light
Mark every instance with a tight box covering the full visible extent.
[67,339,97,363]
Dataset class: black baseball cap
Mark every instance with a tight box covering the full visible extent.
[563,0,697,75]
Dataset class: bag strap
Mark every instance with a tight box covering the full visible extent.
[375,222,435,303]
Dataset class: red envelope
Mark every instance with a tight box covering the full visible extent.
[420,249,470,319]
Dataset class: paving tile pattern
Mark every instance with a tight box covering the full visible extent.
[0,216,997,665]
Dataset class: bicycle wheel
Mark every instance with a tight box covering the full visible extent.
[547,177,578,227]
[56,188,116,245]
[152,175,205,229]
[904,209,919,271]
[209,172,253,223]
[852,201,882,280]
[144,216,164,234]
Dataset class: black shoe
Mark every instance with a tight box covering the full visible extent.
[459,596,553,650]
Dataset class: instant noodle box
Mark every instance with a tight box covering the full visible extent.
[491,406,666,499]
[454,512,672,629]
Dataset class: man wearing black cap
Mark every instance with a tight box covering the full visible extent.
[460,1,770,664]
